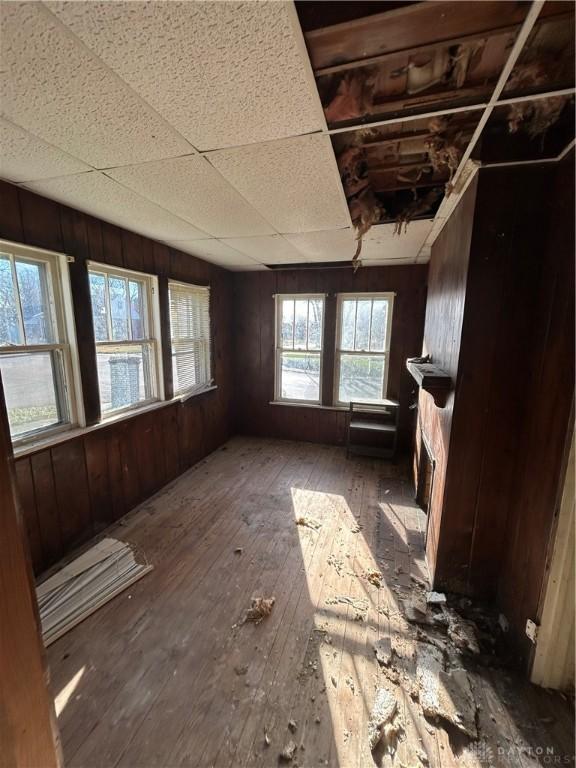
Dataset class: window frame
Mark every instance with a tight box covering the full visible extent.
[333,292,395,407]
[87,261,164,420]
[168,279,213,398]
[274,293,325,406]
[0,239,83,446]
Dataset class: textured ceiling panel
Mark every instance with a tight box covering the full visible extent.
[22,172,208,242]
[108,156,274,238]
[0,118,90,182]
[0,2,193,168]
[221,235,306,265]
[361,220,434,261]
[285,228,356,262]
[47,0,325,151]
[164,239,263,270]
[210,135,350,234]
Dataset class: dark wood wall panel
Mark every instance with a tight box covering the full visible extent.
[232,265,428,449]
[0,180,234,576]
[418,158,574,667]
[415,176,477,578]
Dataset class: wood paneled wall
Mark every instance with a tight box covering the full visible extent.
[415,177,477,578]
[0,181,234,576]
[232,265,428,450]
[418,158,575,664]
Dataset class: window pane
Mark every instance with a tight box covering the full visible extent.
[129,280,145,340]
[280,352,320,401]
[294,300,308,349]
[15,259,53,344]
[0,351,64,437]
[308,299,323,350]
[338,354,385,404]
[340,300,356,350]
[89,273,109,341]
[281,299,294,349]
[355,300,371,351]
[109,277,129,341]
[370,300,388,352]
[96,344,154,414]
[0,255,20,346]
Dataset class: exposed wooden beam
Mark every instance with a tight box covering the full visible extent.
[326,86,575,137]
[370,179,443,193]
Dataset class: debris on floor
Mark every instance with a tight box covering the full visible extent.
[426,591,446,605]
[234,547,243,555]
[279,740,297,762]
[373,637,393,666]
[445,609,480,655]
[366,570,383,587]
[242,596,275,625]
[37,537,153,646]
[368,687,399,752]
[416,643,477,738]
[288,719,297,733]
[295,515,321,530]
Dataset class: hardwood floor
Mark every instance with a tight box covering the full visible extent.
[46,437,574,768]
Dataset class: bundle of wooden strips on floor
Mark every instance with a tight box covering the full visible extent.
[37,537,153,646]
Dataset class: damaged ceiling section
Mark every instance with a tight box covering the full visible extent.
[298,0,575,267]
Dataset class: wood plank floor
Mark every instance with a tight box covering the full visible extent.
[46,437,574,768]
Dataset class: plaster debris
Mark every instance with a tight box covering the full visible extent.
[366,570,383,588]
[288,719,297,733]
[368,687,399,751]
[264,730,271,747]
[426,591,447,605]
[234,664,248,676]
[446,610,480,654]
[345,675,356,694]
[416,643,477,738]
[374,637,393,667]
[279,740,297,762]
[243,596,275,625]
[325,595,369,614]
[234,547,243,555]
[296,515,321,530]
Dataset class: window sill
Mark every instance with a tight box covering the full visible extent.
[269,401,348,412]
[13,385,218,459]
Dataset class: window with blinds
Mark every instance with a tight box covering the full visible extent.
[169,281,212,396]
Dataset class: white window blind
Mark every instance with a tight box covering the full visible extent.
[169,282,211,396]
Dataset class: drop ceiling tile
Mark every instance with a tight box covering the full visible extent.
[47,0,325,151]
[361,220,434,261]
[221,235,306,265]
[0,2,193,168]
[210,135,350,234]
[22,172,208,243]
[164,239,263,271]
[0,118,90,182]
[108,156,274,238]
[285,228,356,262]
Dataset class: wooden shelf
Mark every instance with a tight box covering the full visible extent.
[349,419,396,433]
[406,359,451,408]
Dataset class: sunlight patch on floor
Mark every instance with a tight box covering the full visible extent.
[55,666,85,718]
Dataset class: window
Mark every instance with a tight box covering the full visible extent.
[0,241,80,443]
[168,281,211,396]
[335,293,394,405]
[88,263,162,416]
[275,294,324,404]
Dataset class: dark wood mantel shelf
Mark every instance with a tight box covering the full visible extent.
[406,359,451,408]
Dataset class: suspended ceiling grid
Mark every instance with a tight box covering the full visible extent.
[0,1,574,271]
